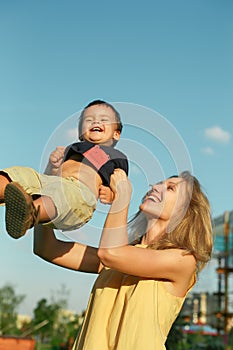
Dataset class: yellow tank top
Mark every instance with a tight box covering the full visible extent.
[73,249,196,350]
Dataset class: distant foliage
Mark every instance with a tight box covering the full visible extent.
[0,284,25,335]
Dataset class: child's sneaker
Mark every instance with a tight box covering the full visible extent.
[4,182,40,239]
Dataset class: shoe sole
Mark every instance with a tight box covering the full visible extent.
[4,183,32,239]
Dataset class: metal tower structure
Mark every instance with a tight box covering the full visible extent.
[213,211,233,335]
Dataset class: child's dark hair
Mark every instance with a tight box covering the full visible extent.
[78,100,123,142]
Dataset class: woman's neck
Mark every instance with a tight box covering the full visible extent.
[141,218,167,245]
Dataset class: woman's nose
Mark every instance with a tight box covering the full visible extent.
[151,183,165,192]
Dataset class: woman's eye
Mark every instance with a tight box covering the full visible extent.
[147,185,153,194]
[168,185,175,191]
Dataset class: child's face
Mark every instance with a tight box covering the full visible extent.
[81,104,121,146]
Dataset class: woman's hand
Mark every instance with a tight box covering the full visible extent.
[110,169,132,210]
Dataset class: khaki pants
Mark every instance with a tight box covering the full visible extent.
[2,166,96,231]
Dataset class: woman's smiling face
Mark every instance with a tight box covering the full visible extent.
[140,176,188,226]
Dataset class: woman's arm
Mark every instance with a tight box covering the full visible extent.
[98,169,132,249]
[33,224,103,274]
[100,244,196,280]
[97,170,196,282]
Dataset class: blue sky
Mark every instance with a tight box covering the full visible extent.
[0,0,232,316]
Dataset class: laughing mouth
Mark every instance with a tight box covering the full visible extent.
[147,194,162,202]
[90,127,103,132]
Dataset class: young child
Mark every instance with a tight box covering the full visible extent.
[0,100,128,239]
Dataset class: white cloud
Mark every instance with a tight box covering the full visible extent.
[202,147,214,155]
[204,126,231,144]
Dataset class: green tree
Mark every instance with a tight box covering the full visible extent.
[32,298,60,343]
[0,284,25,335]
[31,284,81,348]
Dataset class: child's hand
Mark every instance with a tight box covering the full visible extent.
[49,146,66,168]
[44,146,66,175]
[99,185,114,204]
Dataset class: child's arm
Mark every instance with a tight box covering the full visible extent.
[99,185,114,204]
[44,146,66,175]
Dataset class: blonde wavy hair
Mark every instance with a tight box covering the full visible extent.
[128,171,213,272]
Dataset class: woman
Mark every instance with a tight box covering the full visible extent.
[33,169,212,350]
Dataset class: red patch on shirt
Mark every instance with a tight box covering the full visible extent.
[83,145,110,170]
